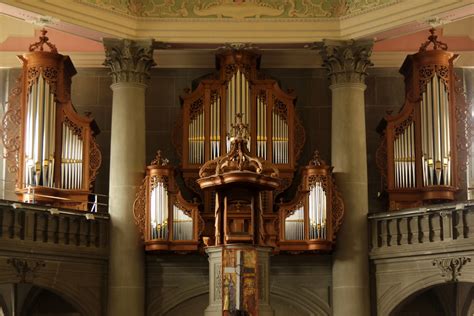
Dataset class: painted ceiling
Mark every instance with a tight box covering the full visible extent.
[76,0,398,19]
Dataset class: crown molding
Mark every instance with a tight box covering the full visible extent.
[1,50,472,69]
[1,0,472,43]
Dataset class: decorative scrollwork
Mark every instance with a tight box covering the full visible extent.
[419,28,448,52]
[88,135,102,188]
[294,112,306,163]
[308,174,328,192]
[150,175,169,191]
[455,73,473,176]
[331,179,344,239]
[64,116,83,139]
[1,78,22,177]
[28,29,58,53]
[419,65,450,94]
[433,256,471,282]
[273,98,288,121]
[189,98,204,120]
[394,114,413,138]
[133,176,148,240]
[7,258,46,283]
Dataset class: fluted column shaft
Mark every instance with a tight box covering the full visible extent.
[103,39,155,316]
[320,39,373,316]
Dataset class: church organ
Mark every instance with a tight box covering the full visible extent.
[133,151,201,251]
[278,151,344,252]
[377,29,468,210]
[2,30,101,210]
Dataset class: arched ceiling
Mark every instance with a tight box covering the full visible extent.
[0,0,473,68]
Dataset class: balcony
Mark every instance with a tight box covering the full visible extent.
[368,201,474,315]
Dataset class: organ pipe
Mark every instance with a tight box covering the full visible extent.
[2,29,101,210]
[134,151,200,251]
[278,151,344,252]
[377,28,464,210]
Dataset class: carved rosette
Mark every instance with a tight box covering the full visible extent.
[103,39,155,85]
[319,39,374,85]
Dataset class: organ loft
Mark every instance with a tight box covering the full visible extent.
[0,4,473,315]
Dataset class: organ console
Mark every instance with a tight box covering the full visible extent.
[376,29,470,210]
[133,151,202,251]
[1,29,101,210]
[278,151,344,252]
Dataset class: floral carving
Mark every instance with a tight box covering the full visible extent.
[133,176,148,240]
[394,114,413,138]
[88,135,102,188]
[273,98,288,120]
[189,98,204,120]
[331,179,344,238]
[64,116,83,139]
[375,136,387,190]
[1,79,22,176]
[433,256,471,282]
[103,39,155,85]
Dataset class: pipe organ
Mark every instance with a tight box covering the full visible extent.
[377,29,467,210]
[133,151,202,251]
[2,30,101,210]
[176,47,305,247]
[278,151,344,252]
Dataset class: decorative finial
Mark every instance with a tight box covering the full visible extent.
[29,29,58,53]
[419,28,448,52]
[309,150,326,166]
[150,150,169,166]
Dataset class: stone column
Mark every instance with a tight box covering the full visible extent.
[319,39,373,316]
[103,39,155,316]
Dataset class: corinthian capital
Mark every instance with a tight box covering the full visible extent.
[103,39,155,85]
[319,39,373,85]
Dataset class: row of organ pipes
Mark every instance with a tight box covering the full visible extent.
[188,111,205,164]
[421,74,451,186]
[284,182,327,240]
[272,111,289,164]
[394,122,415,188]
[210,93,221,160]
[149,177,194,241]
[226,69,250,153]
[61,123,83,190]
[256,94,267,159]
[150,180,169,240]
[24,74,56,188]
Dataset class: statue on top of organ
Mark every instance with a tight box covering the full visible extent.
[133,45,345,253]
[1,29,102,211]
[376,29,472,210]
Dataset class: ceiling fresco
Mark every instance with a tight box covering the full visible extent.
[76,0,399,19]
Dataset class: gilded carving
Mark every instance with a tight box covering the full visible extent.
[193,1,285,18]
[433,256,471,282]
[133,176,148,239]
[103,39,155,85]
[319,39,373,85]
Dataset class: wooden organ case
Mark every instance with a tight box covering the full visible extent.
[133,151,201,251]
[377,29,470,210]
[2,30,101,210]
[278,151,344,252]
[175,47,305,248]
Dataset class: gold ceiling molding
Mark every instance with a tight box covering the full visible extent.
[75,0,399,19]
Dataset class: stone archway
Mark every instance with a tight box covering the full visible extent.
[389,282,474,316]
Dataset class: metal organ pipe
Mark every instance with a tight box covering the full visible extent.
[421,74,451,186]
[308,183,327,240]
[285,207,304,240]
[173,205,193,240]
[150,181,169,240]
[24,74,57,188]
